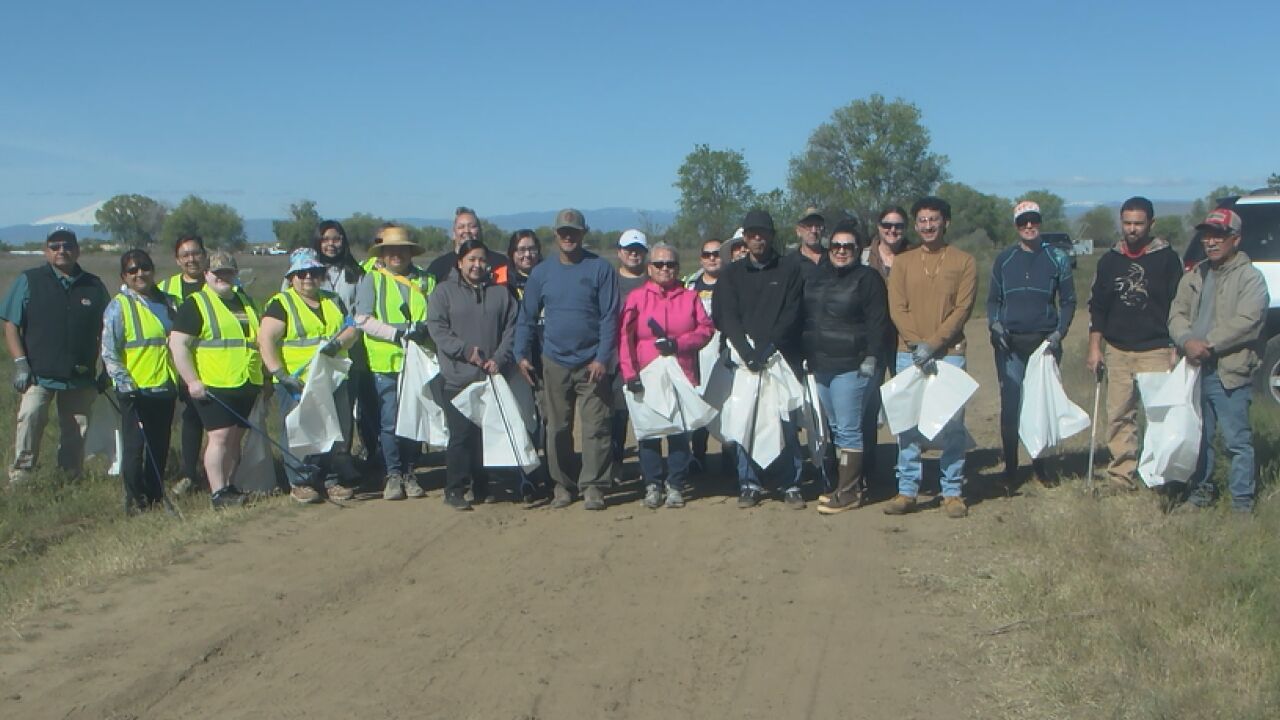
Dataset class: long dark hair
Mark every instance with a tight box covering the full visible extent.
[312,220,362,284]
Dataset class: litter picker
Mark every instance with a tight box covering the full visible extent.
[100,390,183,520]
[480,351,539,499]
[206,391,321,481]
[1085,363,1105,492]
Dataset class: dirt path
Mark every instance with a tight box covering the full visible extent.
[1,317,1048,720]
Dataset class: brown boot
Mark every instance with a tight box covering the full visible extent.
[818,450,865,515]
[882,494,917,515]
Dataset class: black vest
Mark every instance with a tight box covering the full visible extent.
[23,266,109,381]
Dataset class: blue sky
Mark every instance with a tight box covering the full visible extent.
[2,0,1277,226]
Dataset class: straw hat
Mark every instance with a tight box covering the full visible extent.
[369,226,424,257]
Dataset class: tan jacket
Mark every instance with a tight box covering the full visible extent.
[887,244,977,354]
[1168,251,1269,390]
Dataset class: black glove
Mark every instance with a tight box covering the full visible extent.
[272,368,304,395]
[911,342,936,368]
[625,379,644,395]
[1045,331,1063,353]
[403,322,431,345]
[989,322,1010,353]
[654,337,676,356]
[95,369,111,394]
[12,358,32,394]
[319,337,342,357]
[744,356,766,373]
[921,359,938,376]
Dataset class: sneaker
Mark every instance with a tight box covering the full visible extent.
[664,488,685,508]
[290,485,322,504]
[882,494,917,515]
[210,486,248,510]
[783,487,806,510]
[550,484,573,509]
[942,496,968,519]
[583,486,606,511]
[737,487,761,509]
[326,484,356,501]
[382,474,407,501]
[404,474,427,499]
[643,484,662,509]
[444,492,473,511]
[171,476,195,496]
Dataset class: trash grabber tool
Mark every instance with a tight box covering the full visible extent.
[206,391,320,477]
[646,318,690,435]
[101,389,183,519]
[1085,363,1104,492]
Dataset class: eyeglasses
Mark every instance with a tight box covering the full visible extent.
[47,242,77,252]
[177,251,205,260]
[514,245,539,254]
[879,222,906,231]
[700,251,720,259]
[650,261,677,270]
[123,265,153,274]
[1201,234,1233,244]
[830,242,858,253]
[294,269,325,279]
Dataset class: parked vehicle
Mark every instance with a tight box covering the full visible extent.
[1040,232,1076,268]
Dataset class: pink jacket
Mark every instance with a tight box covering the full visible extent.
[619,280,715,383]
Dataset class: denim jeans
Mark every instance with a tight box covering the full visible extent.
[894,352,967,497]
[638,433,691,492]
[815,369,872,451]
[275,382,350,488]
[1188,370,1255,510]
[734,418,803,493]
[373,372,419,475]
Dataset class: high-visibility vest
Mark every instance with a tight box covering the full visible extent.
[190,287,263,388]
[157,273,201,306]
[268,288,345,381]
[362,269,431,374]
[116,292,176,390]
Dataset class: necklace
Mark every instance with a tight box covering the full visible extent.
[921,246,948,280]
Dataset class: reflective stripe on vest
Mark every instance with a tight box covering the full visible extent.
[272,288,345,380]
[191,288,263,388]
[117,293,175,390]
[362,269,429,374]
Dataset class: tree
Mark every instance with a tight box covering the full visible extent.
[1152,216,1185,247]
[1185,185,1248,228]
[1016,189,1069,233]
[160,195,247,251]
[788,94,948,224]
[749,188,800,239]
[1268,173,1279,190]
[672,144,755,244]
[1075,205,1117,245]
[936,181,1012,246]
[272,200,321,250]
[95,194,168,248]
[341,212,388,249]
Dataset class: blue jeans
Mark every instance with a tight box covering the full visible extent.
[894,352,967,498]
[1188,370,1255,510]
[373,372,420,475]
[275,382,350,488]
[815,369,872,450]
[734,419,803,493]
[638,433,691,492]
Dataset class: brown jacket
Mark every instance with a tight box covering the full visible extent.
[1168,251,1269,390]
[887,244,977,354]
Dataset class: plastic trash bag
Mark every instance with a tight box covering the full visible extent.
[1136,359,1202,488]
[395,343,449,450]
[696,331,721,393]
[84,393,122,475]
[880,362,978,441]
[285,352,352,457]
[623,355,718,441]
[232,397,279,493]
[451,372,540,473]
[1019,342,1091,458]
[716,350,805,468]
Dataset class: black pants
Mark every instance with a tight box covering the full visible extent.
[120,393,175,511]
[179,392,205,483]
[442,384,485,498]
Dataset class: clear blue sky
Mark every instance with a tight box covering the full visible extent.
[2,0,1277,226]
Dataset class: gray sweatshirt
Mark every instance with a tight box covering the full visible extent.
[426,274,518,390]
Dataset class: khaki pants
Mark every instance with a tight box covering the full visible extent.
[541,356,613,491]
[1104,346,1175,486]
[10,384,96,483]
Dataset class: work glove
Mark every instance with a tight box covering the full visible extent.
[744,356,766,373]
[989,321,1010,353]
[654,337,676,356]
[920,358,938,376]
[1045,330,1063,353]
[272,368,305,396]
[857,356,877,378]
[95,369,111,394]
[911,342,936,368]
[12,357,32,394]
[114,377,139,398]
[403,321,431,345]
[319,337,343,357]
[625,379,644,395]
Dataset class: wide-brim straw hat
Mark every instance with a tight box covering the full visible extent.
[369,226,424,257]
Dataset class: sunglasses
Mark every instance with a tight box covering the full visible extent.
[700,251,719,258]
[650,261,677,270]
[123,264,154,274]
[1016,218,1041,228]
[47,241,77,252]
[830,242,858,253]
[878,222,906,231]
[293,268,325,279]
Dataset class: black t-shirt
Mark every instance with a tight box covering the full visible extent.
[262,294,347,334]
[174,292,251,337]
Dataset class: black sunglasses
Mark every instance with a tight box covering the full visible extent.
[47,241,77,252]
[878,222,906,231]
[123,264,154,274]
[650,261,677,269]
[294,268,325,279]
[700,251,719,258]
[830,242,858,252]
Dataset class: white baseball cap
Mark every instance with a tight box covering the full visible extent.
[618,229,648,249]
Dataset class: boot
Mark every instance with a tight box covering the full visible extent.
[1000,433,1020,491]
[818,450,864,515]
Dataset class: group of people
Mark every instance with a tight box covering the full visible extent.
[1,195,1267,517]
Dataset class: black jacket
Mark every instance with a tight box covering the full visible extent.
[801,262,888,373]
[1088,239,1183,351]
[711,249,804,368]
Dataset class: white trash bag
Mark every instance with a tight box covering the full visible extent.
[879,362,978,441]
[717,350,805,468]
[623,355,718,441]
[84,393,122,475]
[451,372,541,473]
[395,342,450,450]
[1018,342,1091,459]
[1136,359,1202,488]
[285,352,352,457]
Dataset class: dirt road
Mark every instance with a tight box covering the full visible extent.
[1,317,1057,719]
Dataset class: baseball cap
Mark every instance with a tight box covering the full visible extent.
[1196,208,1242,235]
[46,226,77,244]
[797,207,824,225]
[741,210,776,234]
[729,227,745,244]
[617,229,648,250]
[207,251,238,273]
[1014,200,1042,223]
[286,248,326,277]
[554,208,587,231]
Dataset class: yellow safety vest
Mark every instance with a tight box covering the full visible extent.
[362,268,433,373]
[116,292,176,390]
[158,273,201,306]
[190,287,263,388]
[269,288,345,381]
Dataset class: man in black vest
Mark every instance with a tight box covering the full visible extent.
[1,228,110,485]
